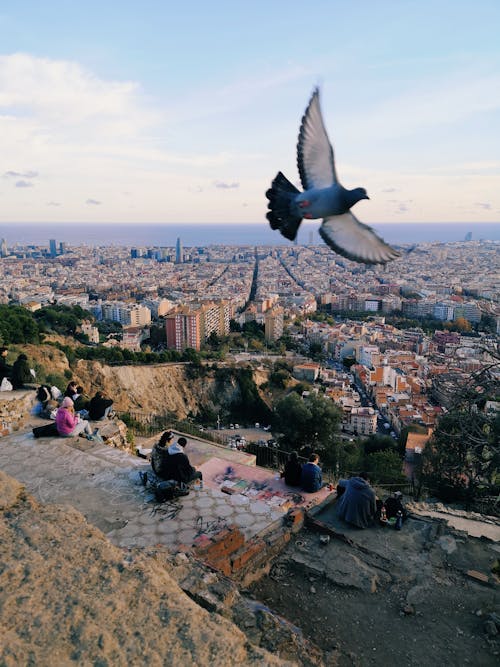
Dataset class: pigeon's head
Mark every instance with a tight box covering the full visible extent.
[354,187,369,201]
[346,187,370,208]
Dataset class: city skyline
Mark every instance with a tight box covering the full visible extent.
[1,1,500,228]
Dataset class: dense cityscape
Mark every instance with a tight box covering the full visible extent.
[1,235,498,445]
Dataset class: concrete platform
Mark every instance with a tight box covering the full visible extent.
[137,431,257,467]
[0,428,332,553]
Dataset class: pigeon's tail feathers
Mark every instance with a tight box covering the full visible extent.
[266,171,302,241]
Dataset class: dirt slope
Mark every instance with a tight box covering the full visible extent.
[0,470,287,666]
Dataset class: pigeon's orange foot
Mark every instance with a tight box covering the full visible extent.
[304,213,313,219]
[298,200,310,208]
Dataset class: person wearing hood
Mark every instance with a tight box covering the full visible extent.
[55,397,94,439]
[336,472,377,528]
[165,436,202,485]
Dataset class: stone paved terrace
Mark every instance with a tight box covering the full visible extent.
[0,426,332,552]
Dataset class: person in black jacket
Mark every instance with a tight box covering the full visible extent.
[11,353,33,389]
[88,390,114,420]
[158,436,202,485]
[282,451,302,487]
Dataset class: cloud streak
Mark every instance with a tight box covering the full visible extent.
[213,180,239,189]
[4,169,38,179]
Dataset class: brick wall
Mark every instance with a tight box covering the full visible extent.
[192,507,305,586]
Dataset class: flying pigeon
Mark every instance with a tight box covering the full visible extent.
[266,88,400,264]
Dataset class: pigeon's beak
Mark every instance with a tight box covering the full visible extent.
[364,195,370,200]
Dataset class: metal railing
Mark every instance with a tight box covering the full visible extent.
[117,410,229,446]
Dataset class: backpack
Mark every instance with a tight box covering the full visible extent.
[153,479,190,503]
[151,444,171,479]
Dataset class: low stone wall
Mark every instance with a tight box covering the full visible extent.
[0,389,35,438]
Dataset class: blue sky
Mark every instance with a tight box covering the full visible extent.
[1,0,500,226]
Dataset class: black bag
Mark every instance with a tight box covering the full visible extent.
[32,422,59,438]
[153,480,190,503]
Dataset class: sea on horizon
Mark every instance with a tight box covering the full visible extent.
[0,221,499,247]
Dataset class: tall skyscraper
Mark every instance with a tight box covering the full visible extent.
[49,239,57,257]
[0,238,7,258]
[175,237,183,264]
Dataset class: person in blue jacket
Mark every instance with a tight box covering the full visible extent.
[301,453,323,492]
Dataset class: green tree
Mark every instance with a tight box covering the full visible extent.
[272,392,341,466]
[0,305,40,344]
[34,304,92,336]
[421,362,500,505]
[269,369,290,389]
[364,450,406,485]
[230,367,272,424]
[362,434,398,455]
[308,342,325,361]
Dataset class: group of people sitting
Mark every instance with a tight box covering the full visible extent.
[36,380,114,441]
[281,451,325,493]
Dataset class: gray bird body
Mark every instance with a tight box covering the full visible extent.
[266,88,400,265]
[293,183,364,219]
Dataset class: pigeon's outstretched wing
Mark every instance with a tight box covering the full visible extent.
[297,88,337,190]
[319,213,401,264]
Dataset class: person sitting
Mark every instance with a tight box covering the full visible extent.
[11,353,33,389]
[88,390,114,421]
[384,491,408,522]
[0,347,12,384]
[336,472,377,529]
[33,384,52,416]
[282,451,302,487]
[301,453,323,493]
[153,434,202,485]
[73,386,91,413]
[64,381,78,399]
[55,397,94,439]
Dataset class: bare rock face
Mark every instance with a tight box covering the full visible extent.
[0,472,288,666]
[18,344,271,422]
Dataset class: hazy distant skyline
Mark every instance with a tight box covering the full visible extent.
[1,1,500,227]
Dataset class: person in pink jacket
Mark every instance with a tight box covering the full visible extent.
[56,397,93,439]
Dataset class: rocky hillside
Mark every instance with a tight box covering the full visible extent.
[18,344,270,420]
[0,470,287,666]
